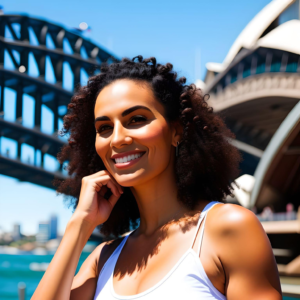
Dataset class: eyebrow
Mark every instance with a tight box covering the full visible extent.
[94,105,152,123]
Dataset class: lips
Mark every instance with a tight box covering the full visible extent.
[112,152,146,169]
[111,150,146,160]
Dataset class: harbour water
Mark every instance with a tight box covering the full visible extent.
[0,253,298,299]
[0,252,89,300]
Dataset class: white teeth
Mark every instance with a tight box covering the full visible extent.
[115,153,144,164]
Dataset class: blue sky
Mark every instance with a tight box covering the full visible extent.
[0,0,272,235]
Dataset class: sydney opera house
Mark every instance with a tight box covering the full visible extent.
[200,0,300,294]
[0,0,299,296]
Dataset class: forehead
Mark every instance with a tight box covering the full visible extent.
[94,79,163,116]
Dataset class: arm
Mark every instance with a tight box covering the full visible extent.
[32,216,95,300]
[70,238,122,300]
[31,171,124,300]
[216,204,282,300]
[70,242,105,300]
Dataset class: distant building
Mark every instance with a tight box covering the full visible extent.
[49,215,58,240]
[36,222,50,243]
[12,223,21,240]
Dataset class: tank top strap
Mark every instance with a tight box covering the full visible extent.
[110,231,132,262]
[190,201,222,252]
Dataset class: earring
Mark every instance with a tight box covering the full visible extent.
[176,141,179,157]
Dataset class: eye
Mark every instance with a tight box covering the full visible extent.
[130,115,147,124]
[96,125,112,133]
[96,115,147,134]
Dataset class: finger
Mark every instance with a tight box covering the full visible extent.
[102,173,124,194]
[105,174,124,194]
[94,182,102,192]
[89,171,124,194]
[99,185,108,197]
[93,175,121,197]
[107,192,121,209]
[87,169,112,180]
[106,180,121,197]
[92,175,120,197]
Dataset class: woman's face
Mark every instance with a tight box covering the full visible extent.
[94,79,178,187]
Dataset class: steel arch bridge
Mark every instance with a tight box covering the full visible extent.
[0,14,119,189]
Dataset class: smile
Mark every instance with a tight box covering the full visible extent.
[113,152,146,169]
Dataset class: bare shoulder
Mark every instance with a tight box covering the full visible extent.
[188,203,281,298]
[207,205,281,298]
[208,203,276,274]
[207,203,270,253]
[209,203,263,236]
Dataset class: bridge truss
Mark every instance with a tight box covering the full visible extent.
[0,14,118,189]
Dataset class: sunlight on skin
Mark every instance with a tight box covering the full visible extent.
[29,77,282,300]
[94,79,189,235]
[94,79,175,187]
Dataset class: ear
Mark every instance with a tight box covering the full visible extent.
[171,120,183,147]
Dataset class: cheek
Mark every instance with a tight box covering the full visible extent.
[94,120,172,162]
[137,121,171,151]
[95,136,109,160]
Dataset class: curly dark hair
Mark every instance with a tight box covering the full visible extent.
[54,55,241,237]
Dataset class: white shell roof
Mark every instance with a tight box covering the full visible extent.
[205,62,225,73]
[204,0,296,77]
[223,0,295,65]
[257,19,300,55]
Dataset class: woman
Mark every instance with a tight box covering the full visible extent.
[32,56,282,300]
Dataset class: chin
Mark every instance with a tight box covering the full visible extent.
[113,171,148,187]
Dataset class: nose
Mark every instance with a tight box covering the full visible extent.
[110,120,132,148]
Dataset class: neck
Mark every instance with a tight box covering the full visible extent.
[129,160,208,236]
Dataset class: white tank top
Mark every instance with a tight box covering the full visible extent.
[93,201,226,300]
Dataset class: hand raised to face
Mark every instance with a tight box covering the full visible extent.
[74,170,124,228]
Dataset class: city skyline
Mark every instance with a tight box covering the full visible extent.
[0,213,59,238]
